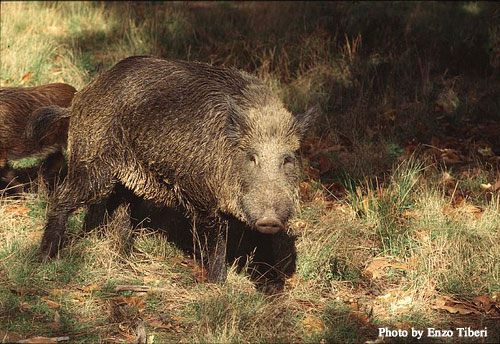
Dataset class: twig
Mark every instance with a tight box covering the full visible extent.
[17,336,70,343]
[114,284,168,293]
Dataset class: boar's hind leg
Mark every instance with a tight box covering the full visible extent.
[40,163,116,259]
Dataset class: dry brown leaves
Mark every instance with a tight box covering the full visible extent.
[363,257,408,280]
[0,329,23,343]
[107,296,148,342]
[109,295,146,315]
[298,180,338,210]
[369,288,416,319]
[173,257,209,282]
[433,293,500,317]
[441,200,484,220]
[40,296,61,309]
[301,135,344,179]
[302,314,325,334]
[4,204,31,217]
[19,71,34,85]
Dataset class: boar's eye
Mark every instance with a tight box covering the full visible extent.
[249,153,259,165]
[283,154,296,166]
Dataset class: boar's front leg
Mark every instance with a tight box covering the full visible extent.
[196,218,228,284]
[208,222,228,283]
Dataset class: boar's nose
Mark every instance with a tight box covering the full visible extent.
[255,217,284,234]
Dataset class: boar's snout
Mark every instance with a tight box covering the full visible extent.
[255,216,285,234]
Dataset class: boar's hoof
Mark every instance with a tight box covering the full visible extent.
[39,233,64,260]
[255,217,284,234]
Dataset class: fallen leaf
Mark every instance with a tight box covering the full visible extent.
[492,177,500,192]
[124,296,146,311]
[291,219,306,231]
[193,265,208,283]
[431,136,441,148]
[414,230,430,242]
[299,181,313,200]
[383,109,397,121]
[41,296,61,309]
[149,319,173,330]
[5,205,31,216]
[402,210,417,219]
[0,329,23,343]
[82,283,100,292]
[441,149,461,163]
[19,301,31,311]
[306,166,320,180]
[363,257,408,280]
[433,295,479,315]
[480,183,492,190]
[302,314,325,333]
[477,146,494,157]
[20,71,34,85]
[50,289,66,296]
[318,154,331,174]
[472,295,492,313]
[325,181,346,198]
[110,296,146,312]
[439,305,475,315]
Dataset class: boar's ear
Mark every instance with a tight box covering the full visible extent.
[294,104,321,139]
[226,97,250,142]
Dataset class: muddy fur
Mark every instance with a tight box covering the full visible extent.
[36,56,317,283]
[0,83,76,168]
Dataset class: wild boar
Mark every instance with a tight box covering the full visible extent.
[0,83,76,168]
[32,56,318,282]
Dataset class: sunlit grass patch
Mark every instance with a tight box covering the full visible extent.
[345,158,424,255]
[295,210,367,287]
[186,284,295,343]
[408,189,500,298]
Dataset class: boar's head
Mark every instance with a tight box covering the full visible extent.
[226,96,319,234]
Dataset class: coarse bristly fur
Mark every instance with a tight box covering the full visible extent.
[33,56,319,283]
[0,83,76,168]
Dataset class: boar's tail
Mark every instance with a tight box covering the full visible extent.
[25,105,71,144]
